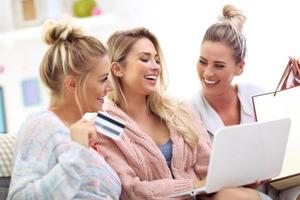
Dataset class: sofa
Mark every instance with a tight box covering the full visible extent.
[0,134,15,199]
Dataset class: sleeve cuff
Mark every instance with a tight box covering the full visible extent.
[173,179,194,193]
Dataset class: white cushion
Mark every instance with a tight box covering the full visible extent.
[0,134,15,177]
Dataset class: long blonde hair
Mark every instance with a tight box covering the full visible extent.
[203,4,247,64]
[39,20,107,114]
[107,27,199,148]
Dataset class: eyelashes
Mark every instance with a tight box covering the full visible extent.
[100,76,108,83]
[199,60,225,68]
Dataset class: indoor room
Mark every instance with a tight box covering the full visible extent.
[0,0,299,199]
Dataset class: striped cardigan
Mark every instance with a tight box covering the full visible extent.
[8,111,121,200]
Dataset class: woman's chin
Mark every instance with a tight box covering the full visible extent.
[94,103,103,112]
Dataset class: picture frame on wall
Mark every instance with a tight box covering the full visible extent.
[0,86,7,134]
[12,0,45,28]
[21,78,42,107]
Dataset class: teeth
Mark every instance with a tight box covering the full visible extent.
[145,75,157,80]
[204,79,218,84]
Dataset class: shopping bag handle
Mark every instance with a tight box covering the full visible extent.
[274,57,300,96]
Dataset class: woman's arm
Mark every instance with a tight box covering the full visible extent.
[188,103,212,179]
[194,127,211,179]
[8,115,120,200]
[9,136,89,199]
[97,135,194,200]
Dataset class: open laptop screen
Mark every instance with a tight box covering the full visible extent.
[0,86,7,133]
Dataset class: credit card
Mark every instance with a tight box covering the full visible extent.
[94,111,125,140]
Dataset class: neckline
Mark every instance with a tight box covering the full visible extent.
[158,138,172,147]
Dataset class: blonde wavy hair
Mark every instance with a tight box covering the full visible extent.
[39,20,107,114]
[107,27,199,148]
[203,4,247,64]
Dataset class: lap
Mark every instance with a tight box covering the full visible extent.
[266,185,300,200]
[278,185,300,200]
[196,188,271,200]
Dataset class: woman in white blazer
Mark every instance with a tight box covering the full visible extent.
[189,4,300,200]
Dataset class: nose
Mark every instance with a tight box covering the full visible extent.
[150,60,160,70]
[203,65,214,77]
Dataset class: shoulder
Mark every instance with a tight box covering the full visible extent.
[15,111,67,159]
[103,98,129,121]
[17,111,66,146]
[237,82,266,98]
[20,111,62,134]
[236,82,266,119]
[188,90,209,117]
[189,89,203,109]
[179,100,208,136]
[189,89,202,104]
[180,100,197,114]
[24,110,57,124]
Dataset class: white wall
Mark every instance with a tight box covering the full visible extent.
[0,0,300,134]
[122,0,300,99]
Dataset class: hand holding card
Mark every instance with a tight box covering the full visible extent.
[83,112,126,140]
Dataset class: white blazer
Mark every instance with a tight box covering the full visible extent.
[190,82,265,139]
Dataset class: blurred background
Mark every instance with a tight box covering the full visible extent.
[0,0,299,134]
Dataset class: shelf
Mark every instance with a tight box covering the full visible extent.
[0,14,117,43]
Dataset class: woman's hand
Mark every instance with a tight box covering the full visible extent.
[69,118,97,148]
[194,178,206,188]
[244,179,271,189]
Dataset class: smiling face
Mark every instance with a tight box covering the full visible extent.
[115,38,161,97]
[197,41,244,97]
[82,55,112,112]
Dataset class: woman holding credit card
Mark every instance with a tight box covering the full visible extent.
[96,27,262,200]
[8,21,121,199]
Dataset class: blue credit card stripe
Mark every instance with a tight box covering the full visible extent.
[95,121,121,136]
[97,113,125,128]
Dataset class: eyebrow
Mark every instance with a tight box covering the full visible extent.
[98,73,109,79]
[137,52,158,58]
[199,56,207,61]
[214,61,226,65]
[199,56,226,65]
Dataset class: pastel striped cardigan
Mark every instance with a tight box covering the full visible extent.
[8,111,121,200]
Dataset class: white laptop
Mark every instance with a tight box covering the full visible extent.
[169,118,291,197]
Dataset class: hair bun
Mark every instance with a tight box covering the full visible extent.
[219,4,246,32]
[42,20,83,45]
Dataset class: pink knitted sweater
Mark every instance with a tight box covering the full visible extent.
[97,100,212,200]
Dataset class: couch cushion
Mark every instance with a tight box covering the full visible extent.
[0,134,15,177]
[0,134,15,199]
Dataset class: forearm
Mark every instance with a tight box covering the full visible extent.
[121,177,194,200]
[8,143,87,200]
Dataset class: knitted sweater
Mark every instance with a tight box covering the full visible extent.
[97,100,211,200]
[8,111,121,200]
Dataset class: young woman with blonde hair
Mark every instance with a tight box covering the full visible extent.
[96,27,264,200]
[8,21,121,199]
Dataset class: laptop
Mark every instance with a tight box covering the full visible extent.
[169,118,291,197]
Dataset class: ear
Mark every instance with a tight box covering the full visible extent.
[235,60,245,76]
[111,62,124,77]
[63,75,76,93]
